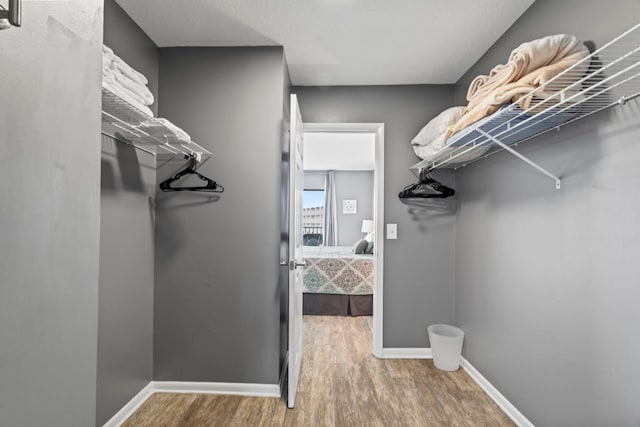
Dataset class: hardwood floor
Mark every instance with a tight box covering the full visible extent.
[123,316,514,426]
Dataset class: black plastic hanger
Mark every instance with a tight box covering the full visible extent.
[398,168,455,199]
[159,155,224,193]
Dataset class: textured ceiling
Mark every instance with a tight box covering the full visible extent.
[115,0,534,86]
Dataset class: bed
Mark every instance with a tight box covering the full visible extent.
[302,246,373,316]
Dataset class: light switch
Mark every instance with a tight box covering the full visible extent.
[386,223,397,239]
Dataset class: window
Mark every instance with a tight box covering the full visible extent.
[303,190,324,237]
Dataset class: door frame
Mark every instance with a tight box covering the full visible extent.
[303,122,385,358]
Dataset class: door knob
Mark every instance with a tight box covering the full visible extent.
[289,260,306,270]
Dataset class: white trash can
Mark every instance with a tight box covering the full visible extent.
[428,324,464,371]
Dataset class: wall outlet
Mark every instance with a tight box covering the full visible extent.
[386,224,397,239]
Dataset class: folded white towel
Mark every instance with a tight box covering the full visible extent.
[112,55,149,86]
[113,71,154,106]
[103,44,114,57]
[103,80,154,117]
[102,54,112,69]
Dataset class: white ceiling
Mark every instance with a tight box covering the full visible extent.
[115,0,534,86]
[303,132,375,171]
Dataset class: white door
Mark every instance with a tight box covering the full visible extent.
[288,94,305,408]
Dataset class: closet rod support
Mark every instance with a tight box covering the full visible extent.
[476,129,561,190]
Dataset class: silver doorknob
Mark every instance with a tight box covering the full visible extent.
[289,260,306,270]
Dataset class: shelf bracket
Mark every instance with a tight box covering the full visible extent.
[477,129,561,190]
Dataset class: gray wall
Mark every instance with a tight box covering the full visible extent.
[335,171,374,246]
[304,171,374,246]
[293,86,456,347]
[0,2,102,426]
[304,171,325,190]
[97,1,159,425]
[453,1,640,425]
[154,47,286,384]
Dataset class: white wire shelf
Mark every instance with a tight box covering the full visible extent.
[101,87,211,160]
[411,23,640,188]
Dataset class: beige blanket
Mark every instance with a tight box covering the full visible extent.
[448,34,590,138]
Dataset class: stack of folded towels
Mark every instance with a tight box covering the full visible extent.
[102,45,193,143]
[102,45,155,117]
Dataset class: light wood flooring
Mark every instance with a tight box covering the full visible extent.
[123,316,514,426]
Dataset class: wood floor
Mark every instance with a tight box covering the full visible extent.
[123,316,514,426]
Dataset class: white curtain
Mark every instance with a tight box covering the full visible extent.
[323,170,338,246]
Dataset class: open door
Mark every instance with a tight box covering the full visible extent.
[287,94,305,408]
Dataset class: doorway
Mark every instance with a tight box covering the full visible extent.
[302,123,385,357]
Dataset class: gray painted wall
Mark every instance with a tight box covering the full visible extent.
[304,171,374,246]
[154,47,286,383]
[293,86,456,347]
[97,1,159,424]
[304,171,325,190]
[0,2,102,426]
[335,171,374,246]
[453,1,640,425]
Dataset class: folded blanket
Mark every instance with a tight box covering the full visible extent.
[467,34,588,103]
[103,81,154,117]
[103,44,114,59]
[448,34,590,139]
[103,67,149,107]
[112,55,149,86]
[102,55,112,70]
[103,44,153,103]
[113,71,154,106]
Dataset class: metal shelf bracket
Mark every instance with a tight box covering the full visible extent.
[476,129,561,190]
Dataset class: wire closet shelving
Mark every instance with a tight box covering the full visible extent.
[411,23,640,189]
[101,87,211,161]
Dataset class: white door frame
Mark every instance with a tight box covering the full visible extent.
[303,122,385,358]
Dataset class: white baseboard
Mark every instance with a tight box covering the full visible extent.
[380,347,433,359]
[153,381,281,398]
[102,380,280,426]
[380,350,533,426]
[461,357,534,427]
[103,381,154,427]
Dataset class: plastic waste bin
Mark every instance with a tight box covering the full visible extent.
[428,324,464,371]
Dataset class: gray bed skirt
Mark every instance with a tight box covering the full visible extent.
[303,293,373,316]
